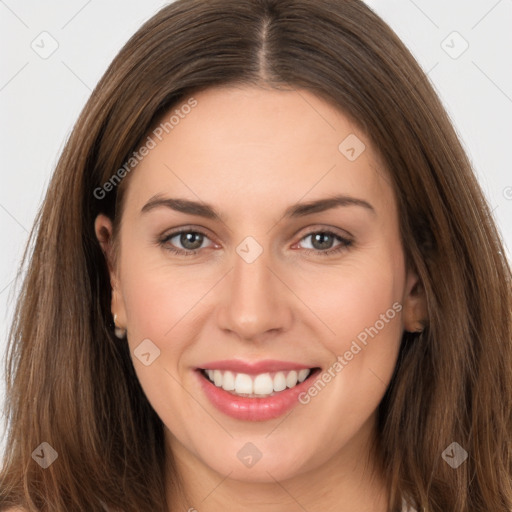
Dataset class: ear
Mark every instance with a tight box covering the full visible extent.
[402,269,428,333]
[94,214,127,330]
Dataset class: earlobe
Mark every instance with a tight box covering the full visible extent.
[402,271,428,333]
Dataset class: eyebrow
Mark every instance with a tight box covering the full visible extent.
[140,193,376,221]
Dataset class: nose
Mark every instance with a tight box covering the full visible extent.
[216,244,293,343]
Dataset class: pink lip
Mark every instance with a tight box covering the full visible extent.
[198,359,312,375]
[195,361,319,422]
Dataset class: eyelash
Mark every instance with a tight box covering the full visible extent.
[158,227,353,257]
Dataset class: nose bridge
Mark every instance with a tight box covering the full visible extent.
[217,236,292,340]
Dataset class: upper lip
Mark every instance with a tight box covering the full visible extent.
[198,359,315,374]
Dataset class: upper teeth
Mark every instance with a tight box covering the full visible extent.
[205,369,311,396]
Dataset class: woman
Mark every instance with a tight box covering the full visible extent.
[1,1,511,511]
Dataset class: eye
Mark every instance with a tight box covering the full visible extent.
[295,230,353,256]
[159,229,215,256]
[158,227,353,257]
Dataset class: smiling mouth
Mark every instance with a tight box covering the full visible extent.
[199,367,320,398]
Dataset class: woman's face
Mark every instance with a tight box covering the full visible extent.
[96,86,422,483]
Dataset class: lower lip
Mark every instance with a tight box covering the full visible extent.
[196,369,319,421]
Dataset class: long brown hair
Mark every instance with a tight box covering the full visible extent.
[1,1,511,510]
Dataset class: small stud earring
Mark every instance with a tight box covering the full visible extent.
[113,314,127,339]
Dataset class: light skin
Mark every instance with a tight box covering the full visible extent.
[95,86,426,512]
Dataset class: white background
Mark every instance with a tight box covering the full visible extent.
[1,0,511,456]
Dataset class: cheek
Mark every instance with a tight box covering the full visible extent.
[306,250,403,333]
[117,250,206,437]
[288,255,404,464]
[119,256,206,355]
[305,250,405,390]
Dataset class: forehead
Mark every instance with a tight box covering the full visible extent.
[123,86,393,218]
